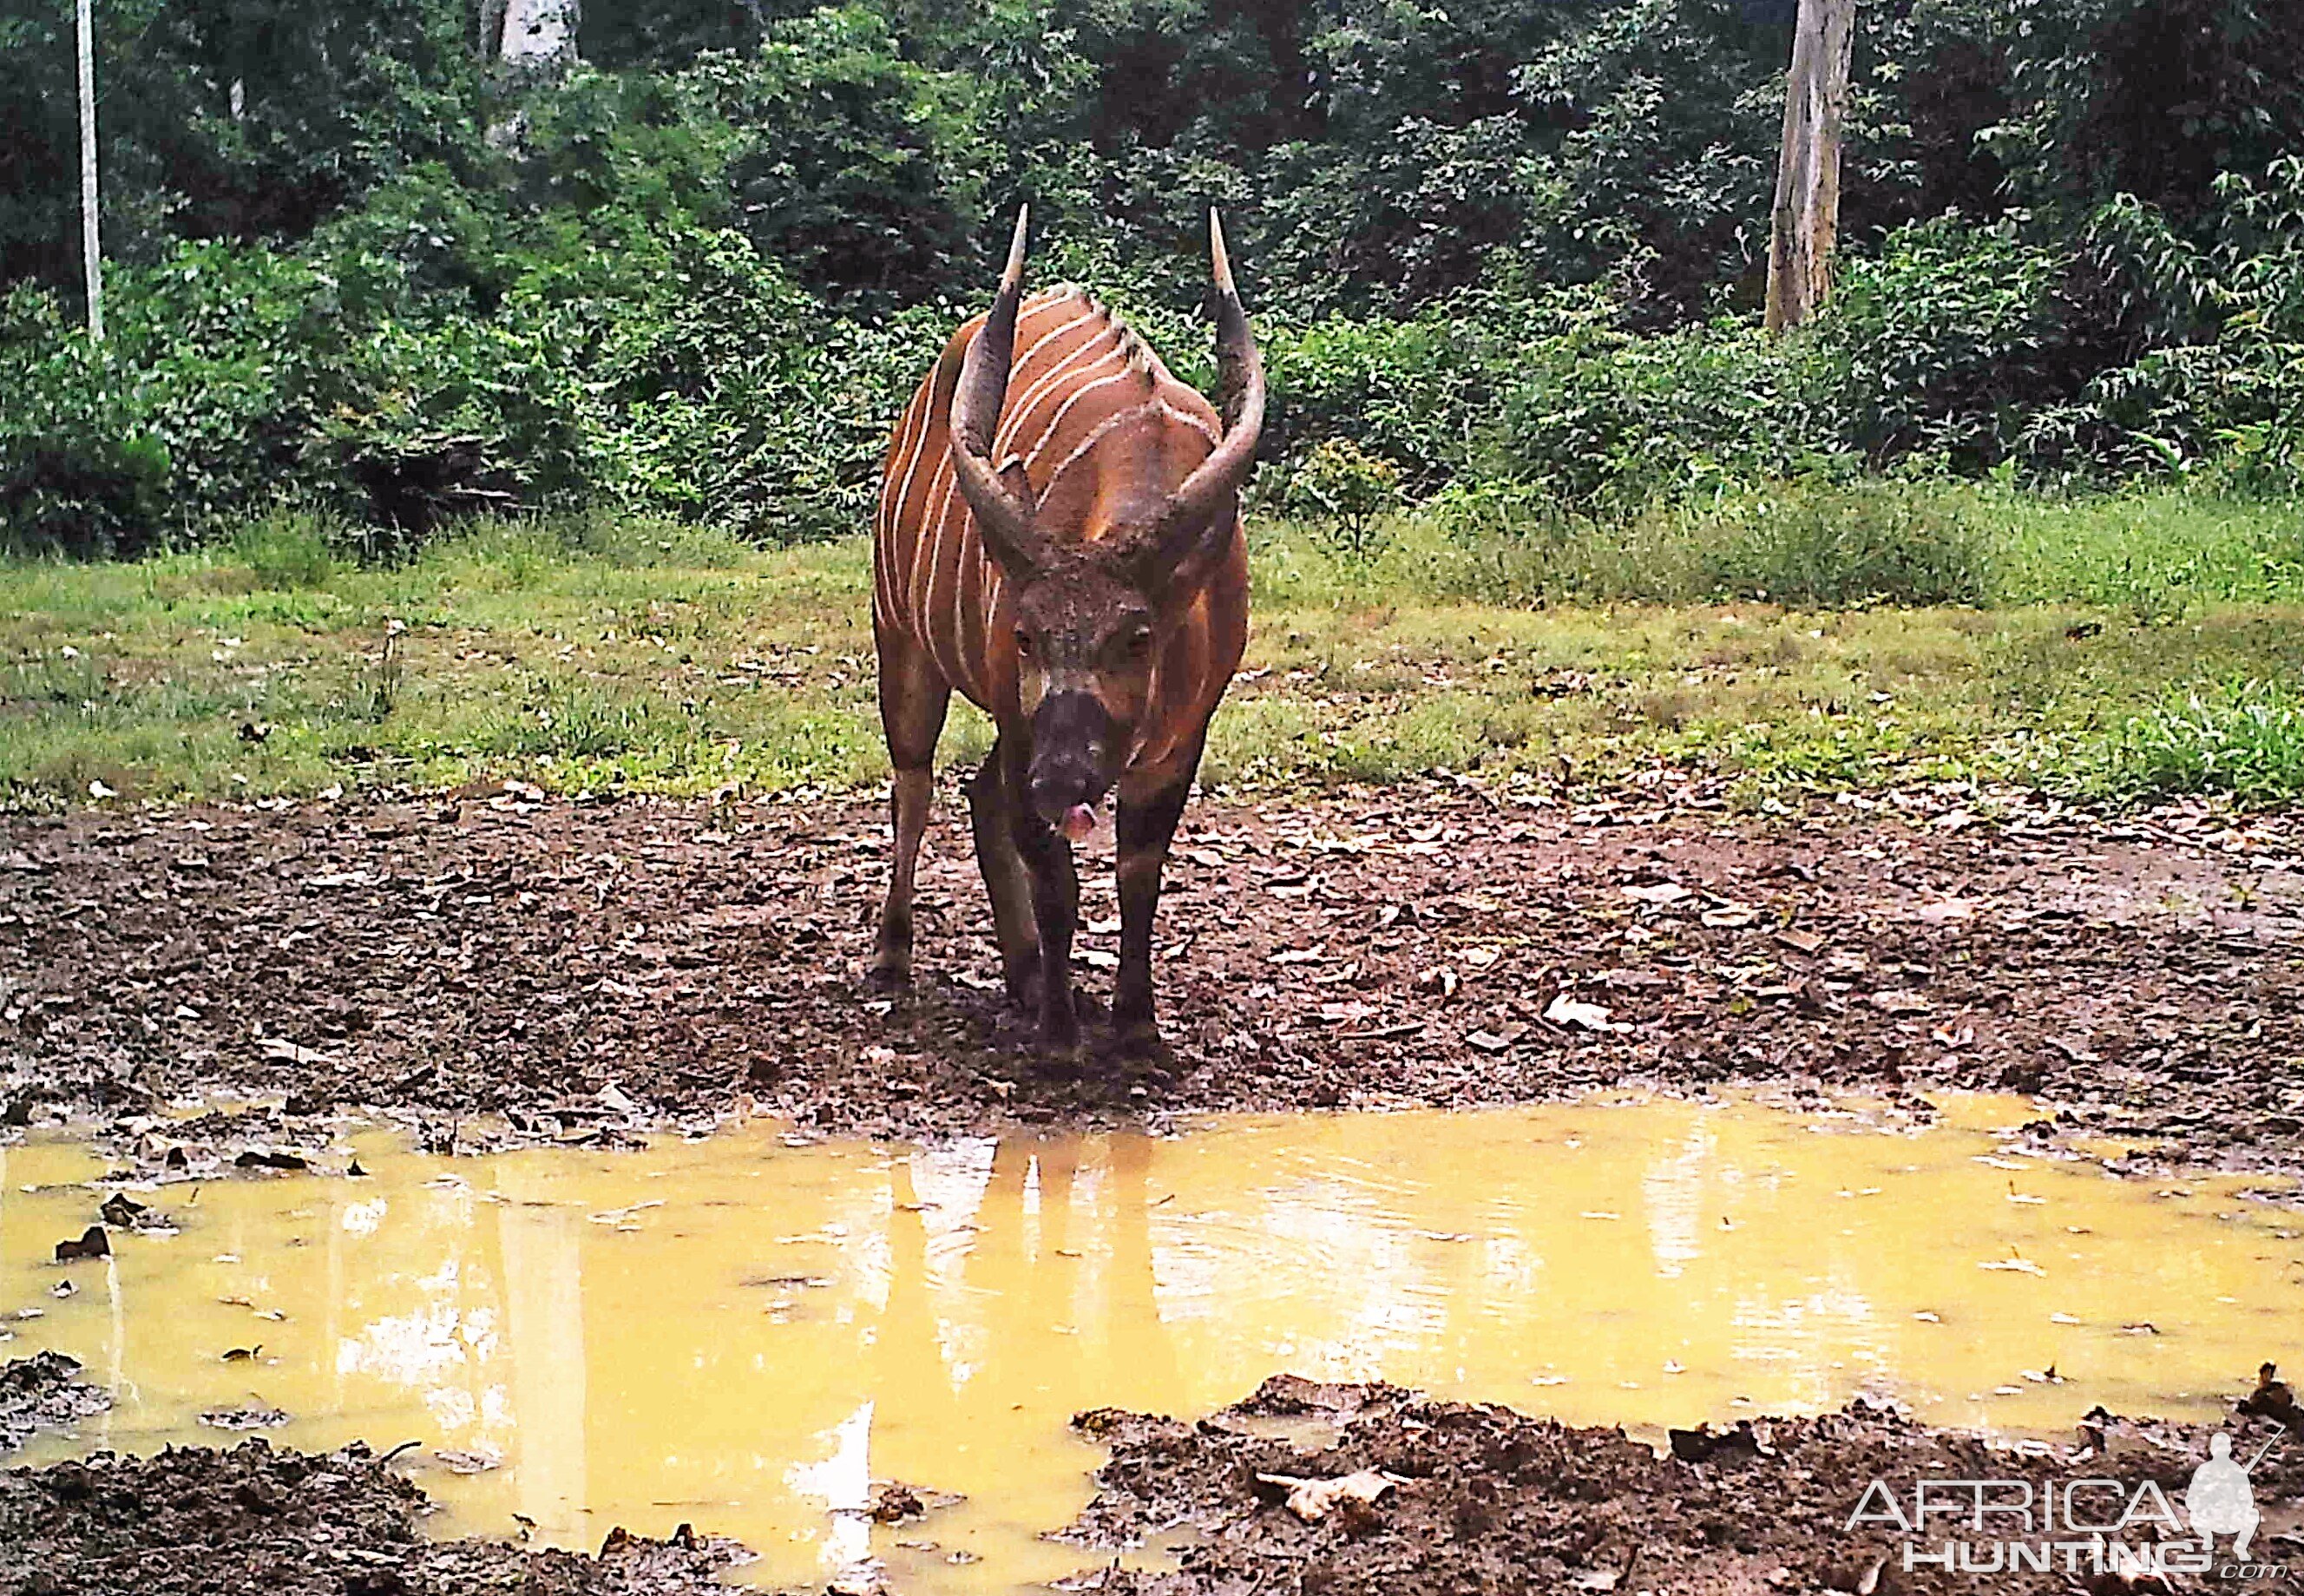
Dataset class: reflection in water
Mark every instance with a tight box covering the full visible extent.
[0,1096,2298,1591]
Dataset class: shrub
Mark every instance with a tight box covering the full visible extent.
[0,238,596,555]
[1490,306,1848,515]
[0,333,175,561]
[2078,160,2304,491]
[337,620,409,726]
[560,509,749,568]
[1423,478,1987,607]
[1259,294,1548,494]
[309,296,594,538]
[480,673,683,760]
[0,245,322,555]
[1286,438,1401,562]
[228,511,341,589]
[4,141,2298,562]
[1987,485,2304,613]
[0,216,929,556]
[1819,217,2107,472]
[306,163,519,314]
[522,9,984,309]
[579,225,949,541]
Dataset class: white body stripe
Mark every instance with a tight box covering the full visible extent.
[991,310,1107,450]
[1018,368,1143,470]
[996,330,1125,459]
[876,287,1245,739]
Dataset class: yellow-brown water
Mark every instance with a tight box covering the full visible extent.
[1,1096,2298,1590]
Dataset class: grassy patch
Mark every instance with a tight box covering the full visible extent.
[4,484,2302,810]
[1411,477,1987,607]
[226,510,343,590]
[1988,489,2304,614]
[1415,478,2304,613]
[2071,678,2304,805]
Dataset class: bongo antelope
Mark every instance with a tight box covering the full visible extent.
[870,207,1263,1051]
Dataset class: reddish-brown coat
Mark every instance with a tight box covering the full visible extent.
[872,287,1249,784]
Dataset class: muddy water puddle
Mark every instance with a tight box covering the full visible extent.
[2,1095,2298,1590]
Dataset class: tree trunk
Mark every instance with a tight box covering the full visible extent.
[496,0,579,76]
[1763,0,1854,334]
[476,0,509,60]
[76,0,102,342]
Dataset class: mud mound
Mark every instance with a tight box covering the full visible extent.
[1059,1376,2304,1594]
[0,1354,108,1455]
[0,1434,742,1596]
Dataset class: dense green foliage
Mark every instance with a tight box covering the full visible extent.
[2,0,2301,555]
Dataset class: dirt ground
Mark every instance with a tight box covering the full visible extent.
[0,1430,742,1596]
[1057,1375,2304,1595]
[0,1356,109,1456]
[5,1357,2299,1594]
[3,779,2300,1170]
[4,781,2303,1593]
[1,1359,744,1596]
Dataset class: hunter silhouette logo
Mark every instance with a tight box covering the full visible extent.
[1846,1433,2289,1579]
[2185,1434,2274,1558]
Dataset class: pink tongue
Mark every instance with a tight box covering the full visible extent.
[1060,804,1097,842]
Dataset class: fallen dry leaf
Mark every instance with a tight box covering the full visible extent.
[1544,994,1625,1033]
[1257,1468,1407,1523]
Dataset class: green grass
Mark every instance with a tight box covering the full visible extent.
[1410,477,2304,612]
[4,483,2302,811]
[2078,678,2304,805]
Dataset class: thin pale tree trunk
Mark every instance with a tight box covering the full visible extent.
[1763,0,1854,333]
[76,0,102,341]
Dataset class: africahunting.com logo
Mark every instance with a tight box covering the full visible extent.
[1848,1435,2288,1580]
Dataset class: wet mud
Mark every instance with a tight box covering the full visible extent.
[0,1355,108,1455]
[3,784,2302,1591]
[0,1434,743,1596]
[5,1363,2301,1593]
[1060,1376,2304,1595]
[3,784,2301,1170]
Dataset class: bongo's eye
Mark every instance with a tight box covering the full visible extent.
[1014,630,1034,659]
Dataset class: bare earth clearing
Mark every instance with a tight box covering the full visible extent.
[3,781,2301,1170]
[3,785,2301,1595]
